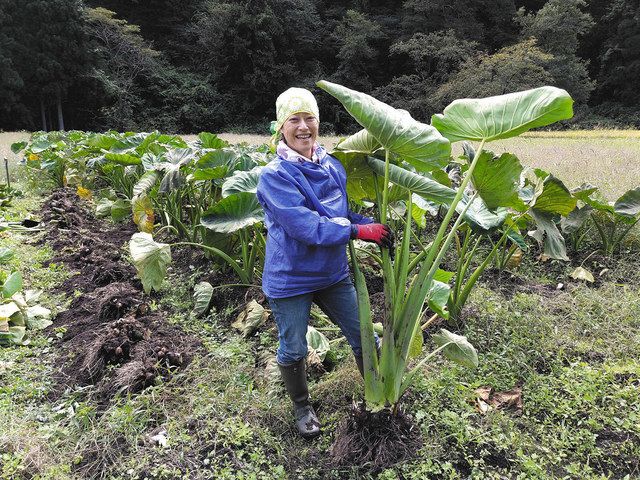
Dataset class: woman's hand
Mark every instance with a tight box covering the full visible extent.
[351,223,394,249]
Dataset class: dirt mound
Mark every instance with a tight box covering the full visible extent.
[330,403,423,472]
[40,188,202,404]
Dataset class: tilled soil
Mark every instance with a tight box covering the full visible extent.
[41,188,202,404]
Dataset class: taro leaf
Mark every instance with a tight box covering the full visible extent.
[317,80,451,172]
[192,281,214,317]
[26,305,52,330]
[159,148,196,193]
[132,170,161,197]
[431,86,573,142]
[332,151,377,203]
[129,233,172,294]
[529,210,569,261]
[471,151,525,210]
[570,267,594,283]
[531,175,576,216]
[11,141,27,154]
[614,187,640,218]
[561,205,592,234]
[232,300,268,337]
[458,196,509,233]
[367,156,455,205]
[221,166,264,198]
[428,280,450,319]
[572,183,599,202]
[2,271,22,298]
[132,195,155,233]
[198,132,229,149]
[0,248,15,264]
[0,302,21,318]
[191,149,236,181]
[306,326,330,362]
[507,230,529,252]
[433,328,478,368]
[411,194,439,228]
[201,192,264,234]
[96,198,113,218]
[335,129,381,154]
[110,198,131,222]
[104,152,142,165]
[0,326,27,345]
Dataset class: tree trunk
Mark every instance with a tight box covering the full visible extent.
[40,99,47,132]
[56,91,65,131]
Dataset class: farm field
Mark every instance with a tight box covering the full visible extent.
[1,123,639,480]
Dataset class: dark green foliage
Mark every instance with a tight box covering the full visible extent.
[0,0,638,131]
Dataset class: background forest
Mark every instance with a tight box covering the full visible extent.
[0,0,638,133]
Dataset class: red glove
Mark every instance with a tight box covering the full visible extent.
[351,223,394,249]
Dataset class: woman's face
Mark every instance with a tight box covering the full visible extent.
[281,112,319,158]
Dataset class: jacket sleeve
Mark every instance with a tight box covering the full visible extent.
[348,210,375,225]
[257,169,352,246]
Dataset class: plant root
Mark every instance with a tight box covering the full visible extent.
[330,402,423,472]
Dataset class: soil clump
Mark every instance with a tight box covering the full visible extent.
[39,188,202,404]
[330,403,423,472]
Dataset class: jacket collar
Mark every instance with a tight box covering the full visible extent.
[277,140,327,164]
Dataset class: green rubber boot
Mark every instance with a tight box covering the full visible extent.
[278,358,321,438]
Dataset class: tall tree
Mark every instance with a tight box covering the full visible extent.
[194,0,324,127]
[517,0,595,103]
[594,0,640,108]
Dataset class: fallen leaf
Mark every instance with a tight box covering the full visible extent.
[570,266,594,283]
[474,386,523,415]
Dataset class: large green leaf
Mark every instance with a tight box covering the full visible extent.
[531,175,577,216]
[221,166,264,198]
[129,233,172,294]
[471,151,524,210]
[190,149,236,181]
[192,281,214,317]
[158,148,196,193]
[317,80,451,171]
[336,129,381,154]
[366,156,455,205]
[198,132,229,149]
[529,209,569,261]
[572,184,613,213]
[561,205,592,234]
[2,272,22,298]
[111,198,131,222]
[431,86,573,142]
[132,170,161,197]
[428,280,450,320]
[614,187,640,218]
[104,152,142,165]
[433,329,478,368]
[201,192,264,234]
[332,151,378,203]
[458,196,509,233]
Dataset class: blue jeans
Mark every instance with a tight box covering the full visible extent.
[268,276,373,365]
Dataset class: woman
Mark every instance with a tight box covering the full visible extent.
[256,87,392,438]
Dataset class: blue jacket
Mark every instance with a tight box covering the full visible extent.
[256,154,373,298]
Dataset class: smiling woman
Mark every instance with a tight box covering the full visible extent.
[256,88,392,438]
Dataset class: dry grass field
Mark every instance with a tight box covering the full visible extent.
[3,130,639,199]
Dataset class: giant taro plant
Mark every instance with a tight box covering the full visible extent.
[317,80,574,412]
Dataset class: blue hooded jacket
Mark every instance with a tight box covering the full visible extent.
[256,154,373,298]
